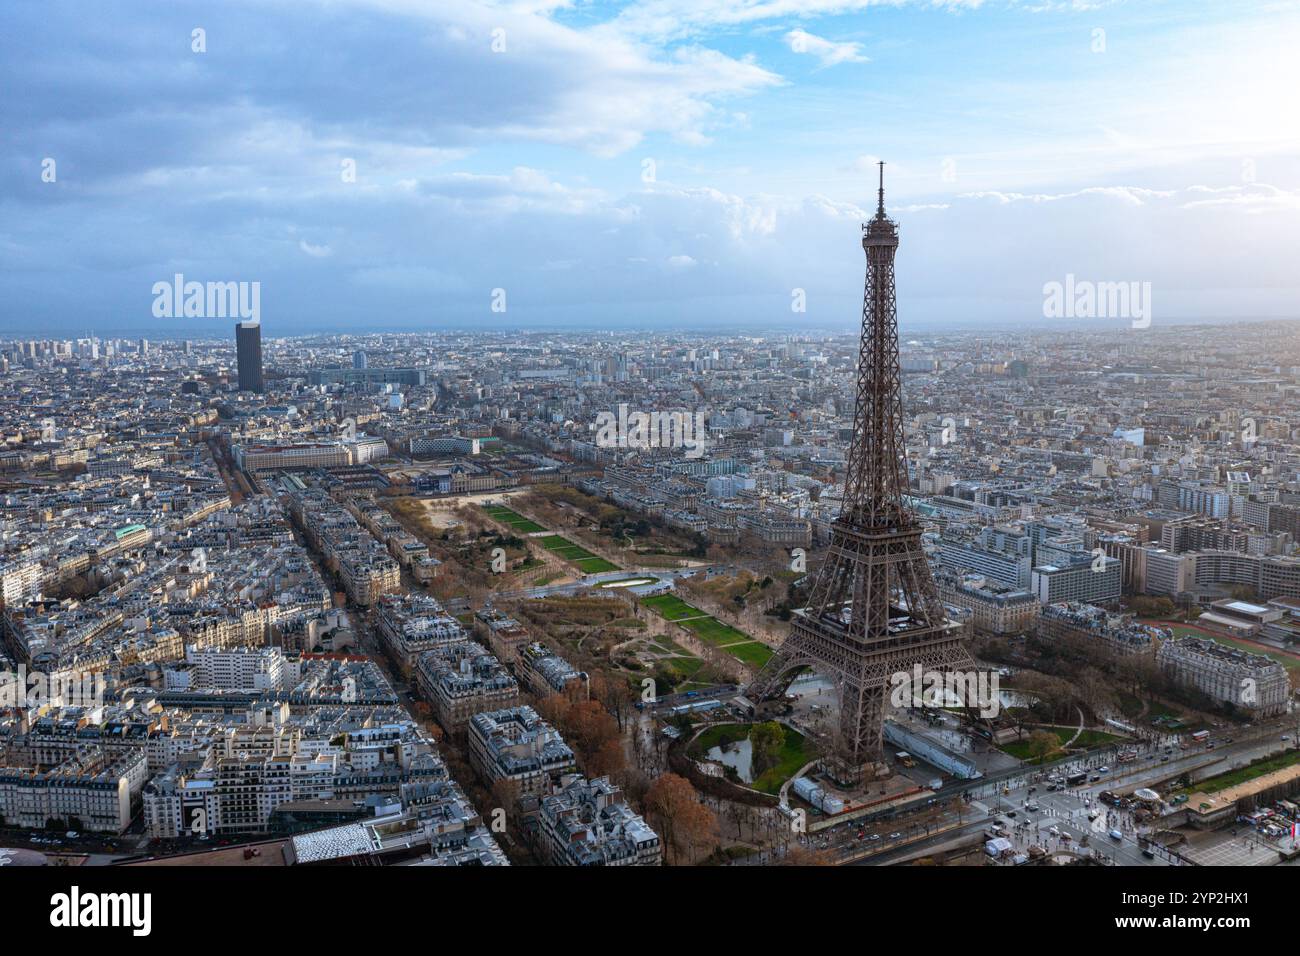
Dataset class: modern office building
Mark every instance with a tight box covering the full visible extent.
[236,320,264,393]
[1030,555,1121,606]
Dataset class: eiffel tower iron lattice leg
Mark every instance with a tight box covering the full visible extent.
[748,162,977,787]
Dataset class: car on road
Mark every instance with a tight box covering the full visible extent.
[1048,826,1060,837]
[1025,802,1040,812]
[889,832,902,840]
[1097,766,1109,774]
[1142,847,1156,859]
[1108,829,1123,841]
[1088,810,1100,821]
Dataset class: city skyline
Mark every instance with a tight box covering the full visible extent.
[5,0,1300,915]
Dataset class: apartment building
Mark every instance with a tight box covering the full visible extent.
[516,641,590,700]
[0,746,147,833]
[377,593,465,667]
[934,572,1040,636]
[474,607,533,664]
[1038,602,1162,657]
[467,706,575,797]
[415,641,519,731]
[1157,636,1289,717]
[538,775,661,866]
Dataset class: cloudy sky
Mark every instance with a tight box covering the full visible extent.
[2,0,1299,338]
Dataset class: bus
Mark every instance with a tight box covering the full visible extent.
[1191,730,1210,742]
[1066,771,1087,787]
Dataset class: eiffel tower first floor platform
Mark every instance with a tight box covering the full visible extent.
[748,608,974,788]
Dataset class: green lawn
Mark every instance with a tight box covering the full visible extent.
[1182,749,1300,795]
[682,616,750,646]
[480,505,546,534]
[641,594,702,621]
[999,727,1124,762]
[640,594,770,668]
[660,656,706,679]
[1000,728,1075,761]
[538,534,619,574]
[575,556,620,574]
[724,641,774,667]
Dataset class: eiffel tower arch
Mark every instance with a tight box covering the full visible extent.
[749,162,974,787]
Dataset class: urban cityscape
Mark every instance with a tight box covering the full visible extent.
[2,0,1296,934]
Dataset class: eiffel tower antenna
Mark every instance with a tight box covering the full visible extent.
[747,159,974,787]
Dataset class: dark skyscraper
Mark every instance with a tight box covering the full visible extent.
[235,321,264,393]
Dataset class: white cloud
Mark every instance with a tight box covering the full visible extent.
[608,0,986,44]
[299,240,333,257]
[786,28,868,67]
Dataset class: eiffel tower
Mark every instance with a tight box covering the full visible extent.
[749,162,974,786]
